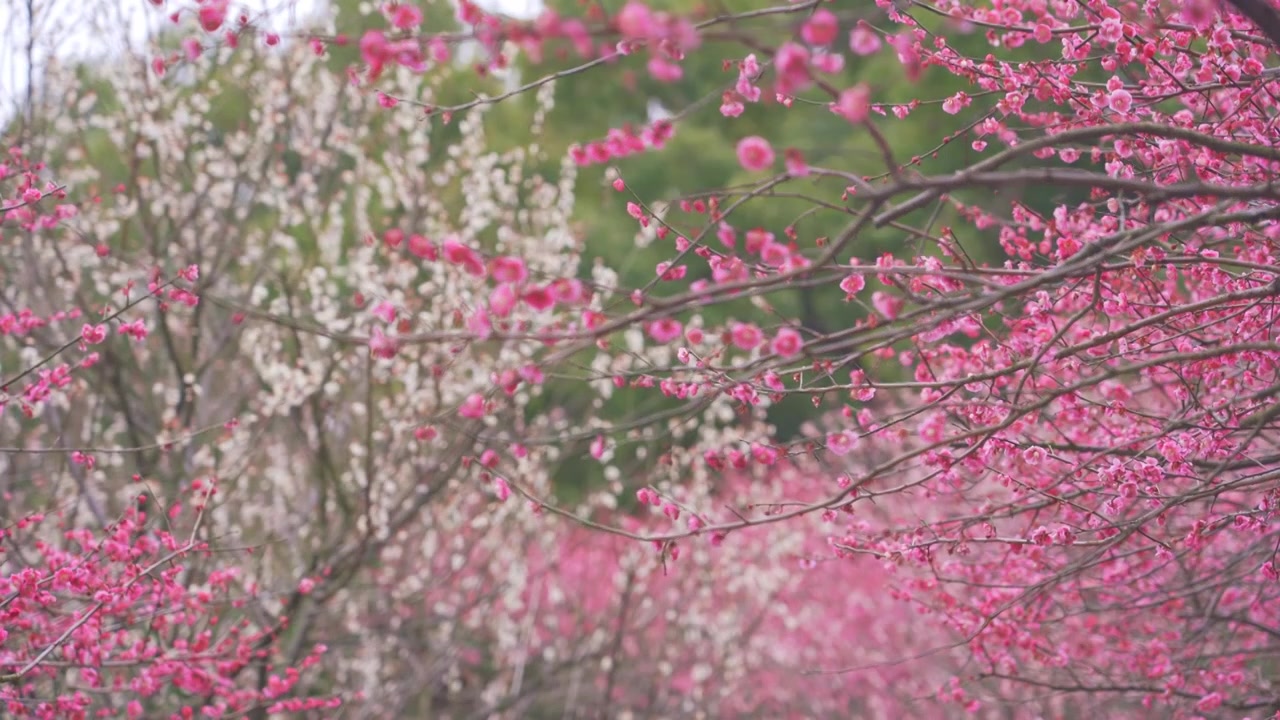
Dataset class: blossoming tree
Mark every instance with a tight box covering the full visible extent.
[6,0,1280,716]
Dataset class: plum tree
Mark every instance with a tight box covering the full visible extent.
[5,0,1280,716]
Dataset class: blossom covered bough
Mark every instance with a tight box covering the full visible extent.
[4,0,1280,716]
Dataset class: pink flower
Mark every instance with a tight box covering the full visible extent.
[407,234,436,259]
[656,262,687,281]
[770,327,803,357]
[118,319,149,341]
[730,322,763,350]
[551,278,587,304]
[468,309,492,339]
[647,318,684,343]
[459,393,486,419]
[369,327,398,359]
[387,2,422,29]
[942,91,969,115]
[421,37,445,64]
[840,273,866,297]
[745,228,773,254]
[616,1,656,39]
[801,9,838,46]
[648,57,683,82]
[720,92,745,118]
[590,435,607,460]
[832,84,871,123]
[81,323,107,345]
[826,430,859,456]
[489,284,518,317]
[717,223,736,248]
[773,42,812,95]
[760,241,790,267]
[522,285,555,312]
[371,301,396,323]
[872,291,903,320]
[849,21,881,56]
[736,136,775,172]
[1196,692,1223,713]
[582,310,605,330]
[1100,16,1124,43]
[489,255,528,284]
[1022,446,1047,465]
[442,237,485,276]
[197,0,229,32]
[496,371,520,396]
[1030,526,1053,546]
[736,59,762,102]
[812,53,844,74]
[360,30,389,78]
[784,148,809,177]
[891,32,921,82]
[1181,0,1215,26]
[1107,88,1133,113]
[712,256,748,283]
[493,477,511,501]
